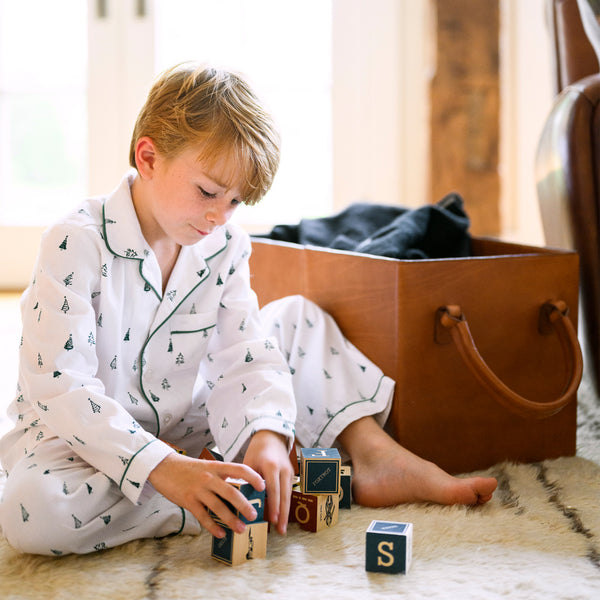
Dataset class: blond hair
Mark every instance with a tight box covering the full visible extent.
[129,63,281,205]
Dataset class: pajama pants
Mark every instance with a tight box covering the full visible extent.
[0,296,394,555]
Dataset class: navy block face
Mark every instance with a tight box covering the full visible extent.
[300,448,341,494]
[235,481,266,524]
[365,520,412,574]
[304,461,340,494]
[211,528,234,565]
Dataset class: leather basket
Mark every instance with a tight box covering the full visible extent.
[249,236,582,474]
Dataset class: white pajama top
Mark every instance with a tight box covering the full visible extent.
[0,171,297,506]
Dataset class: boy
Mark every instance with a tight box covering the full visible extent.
[0,64,496,556]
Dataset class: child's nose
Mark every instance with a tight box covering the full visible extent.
[206,203,229,226]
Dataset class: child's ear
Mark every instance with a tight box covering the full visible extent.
[135,137,159,179]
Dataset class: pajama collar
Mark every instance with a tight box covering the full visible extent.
[100,170,230,303]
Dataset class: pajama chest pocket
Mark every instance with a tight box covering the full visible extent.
[168,312,217,369]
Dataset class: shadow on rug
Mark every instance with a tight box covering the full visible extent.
[1,456,599,600]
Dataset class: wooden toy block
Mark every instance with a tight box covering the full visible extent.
[210,478,266,525]
[199,446,223,461]
[211,521,268,566]
[365,520,413,574]
[289,489,339,532]
[300,447,341,495]
[339,465,352,509]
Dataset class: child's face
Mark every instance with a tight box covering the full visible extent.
[139,144,242,247]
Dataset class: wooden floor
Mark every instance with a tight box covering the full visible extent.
[0,293,22,437]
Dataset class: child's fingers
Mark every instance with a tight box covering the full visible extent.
[277,469,292,534]
[201,491,248,535]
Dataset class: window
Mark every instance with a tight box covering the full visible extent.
[0,0,87,225]
[0,0,423,288]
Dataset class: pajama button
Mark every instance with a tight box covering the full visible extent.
[163,413,173,424]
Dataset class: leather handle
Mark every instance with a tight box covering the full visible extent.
[436,301,583,419]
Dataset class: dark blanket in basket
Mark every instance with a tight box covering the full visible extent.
[256,192,471,260]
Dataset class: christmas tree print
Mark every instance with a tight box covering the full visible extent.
[63,272,74,286]
[229,263,235,275]
[59,235,68,250]
[62,481,69,495]
[323,369,332,379]
[50,549,63,556]
[97,313,103,327]
[167,338,173,352]
[197,268,206,278]
[88,332,96,346]
[89,399,102,413]
[298,347,306,358]
[206,380,215,390]
[216,273,223,286]
[239,319,246,331]
[125,248,138,258]
[110,355,117,370]
[190,303,197,314]
[37,353,43,367]
[72,514,82,529]
[225,229,232,240]
[73,435,86,445]
[36,431,44,441]
[150,392,160,402]
[123,328,130,341]
[53,371,61,378]
[127,479,140,489]
[20,504,30,522]
[37,401,49,411]
[161,378,171,390]
[94,542,107,551]
[144,282,152,292]
[222,417,229,428]
[305,318,314,328]
[64,334,74,351]
[91,291,101,299]
[264,340,274,351]
[166,289,176,301]
[61,296,70,313]
[242,383,247,393]
[86,483,93,494]
[101,264,108,277]
[100,515,111,525]
[330,346,339,355]
[245,349,253,363]
[176,352,185,365]
[307,406,314,415]
[128,392,139,405]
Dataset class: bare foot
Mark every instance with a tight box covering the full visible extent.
[337,417,497,507]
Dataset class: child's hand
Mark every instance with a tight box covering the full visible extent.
[243,430,294,534]
[148,453,265,539]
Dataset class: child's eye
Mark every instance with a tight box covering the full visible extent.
[198,186,217,199]
[231,198,241,206]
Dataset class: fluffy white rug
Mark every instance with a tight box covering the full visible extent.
[0,456,599,599]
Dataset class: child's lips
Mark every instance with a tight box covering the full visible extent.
[193,226,211,236]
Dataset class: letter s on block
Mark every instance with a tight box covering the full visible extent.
[377,541,395,567]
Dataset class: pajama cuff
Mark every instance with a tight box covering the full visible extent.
[119,439,175,505]
[304,374,395,450]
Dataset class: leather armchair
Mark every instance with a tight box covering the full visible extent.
[536,0,600,393]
